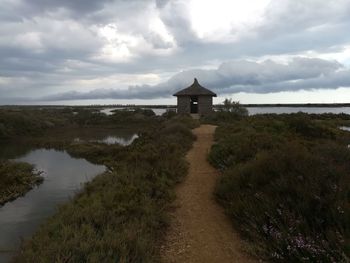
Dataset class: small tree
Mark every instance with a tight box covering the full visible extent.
[220,98,248,116]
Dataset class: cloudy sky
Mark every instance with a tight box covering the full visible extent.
[1,0,350,105]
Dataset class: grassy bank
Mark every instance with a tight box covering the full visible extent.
[0,160,43,206]
[0,107,158,140]
[0,107,161,206]
[14,115,198,262]
[208,113,350,262]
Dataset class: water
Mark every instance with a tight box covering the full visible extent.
[98,134,139,145]
[101,106,350,116]
[100,107,170,116]
[151,108,168,116]
[247,107,350,115]
[0,149,105,262]
[339,126,350,132]
[100,108,123,115]
[73,133,139,146]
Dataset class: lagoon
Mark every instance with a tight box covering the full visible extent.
[246,106,350,115]
[101,106,350,116]
[0,149,105,262]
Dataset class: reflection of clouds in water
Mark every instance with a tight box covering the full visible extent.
[100,108,168,116]
[102,106,350,116]
[0,149,105,259]
[247,107,350,115]
[339,126,350,132]
[74,134,138,146]
[101,134,139,145]
[151,108,167,116]
[100,108,123,115]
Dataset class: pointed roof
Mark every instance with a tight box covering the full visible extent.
[173,78,217,97]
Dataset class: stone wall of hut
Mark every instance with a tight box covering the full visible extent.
[198,96,213,115]
[177,96,190,114]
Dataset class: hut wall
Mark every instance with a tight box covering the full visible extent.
[198,96,213,115]
[177,96,190,114]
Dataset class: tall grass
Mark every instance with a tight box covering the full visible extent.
[0,160,43,206]
[13,116,197,262]
[209,114,350,262]
[0,107,159,140]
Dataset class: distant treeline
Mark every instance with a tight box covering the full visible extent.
[242,103,350,107]
[2,103,350,110]
[0,105,177,109]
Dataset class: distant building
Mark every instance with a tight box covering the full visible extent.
[173,78,216,115]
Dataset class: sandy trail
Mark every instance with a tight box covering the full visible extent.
[161,124,257,263]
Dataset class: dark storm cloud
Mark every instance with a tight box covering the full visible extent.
[1,0,350,103]
[36,57,349,101]
[157,1,198,45]
[11,0,113,18]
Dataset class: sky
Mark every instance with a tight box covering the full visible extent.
[1,0,350,105]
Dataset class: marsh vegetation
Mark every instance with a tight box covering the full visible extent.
[2,104,350,262]
[0,106,198,262]
[0,107,156,205]
[13,116,197,262]
[208,109,350,262]
[0,160,43,206]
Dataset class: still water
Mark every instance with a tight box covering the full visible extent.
[102,106,350,116]
[0,149,105,262]
[74,133,139,146]
[98,134,139,145]
[247,107,350,115]
[101,107,169,116]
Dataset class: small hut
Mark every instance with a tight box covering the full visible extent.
[173,78,216,115]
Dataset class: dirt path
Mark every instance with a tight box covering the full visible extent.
[161,125,257,263]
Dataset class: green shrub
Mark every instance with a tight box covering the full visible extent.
[216,142,350,261]
[210,115,350,262]
[0,160,43,205]
[287,114,336,139]
[134,108,156,117]
[167,114,200,129]
[14,118,195,262]
[161,110,177,119]
[202,100,248,124]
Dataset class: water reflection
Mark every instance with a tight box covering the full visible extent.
[100,107,169,116]
[100,108,123,115]
[101,106,350,116]
[0,149,105,262]
[247,107,350,115]
[0,129,138,160]
[0,142,35,160]
[339,126,350,132]
[74,134,138,146]
[99,134,138,145]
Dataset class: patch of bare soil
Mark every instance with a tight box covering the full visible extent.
[161,125,258,263]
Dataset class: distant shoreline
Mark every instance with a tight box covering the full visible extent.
[241,103,350,107]
[1,103,350,108]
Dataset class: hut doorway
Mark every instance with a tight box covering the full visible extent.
[190,96,198,113]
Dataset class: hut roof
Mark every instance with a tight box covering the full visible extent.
[173,78,217,97]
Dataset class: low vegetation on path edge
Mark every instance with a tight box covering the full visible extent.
[208,111,350,262]
[13,115,198,262]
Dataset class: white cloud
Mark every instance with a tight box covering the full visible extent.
[21,57,348,102]
[1,0,350,104]
[189,0,270,42]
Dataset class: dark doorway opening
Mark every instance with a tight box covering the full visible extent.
[190,96,198,113]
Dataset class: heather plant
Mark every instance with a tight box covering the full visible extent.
[210,114,350,262]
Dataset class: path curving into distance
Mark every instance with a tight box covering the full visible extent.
[161,125,257,263]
